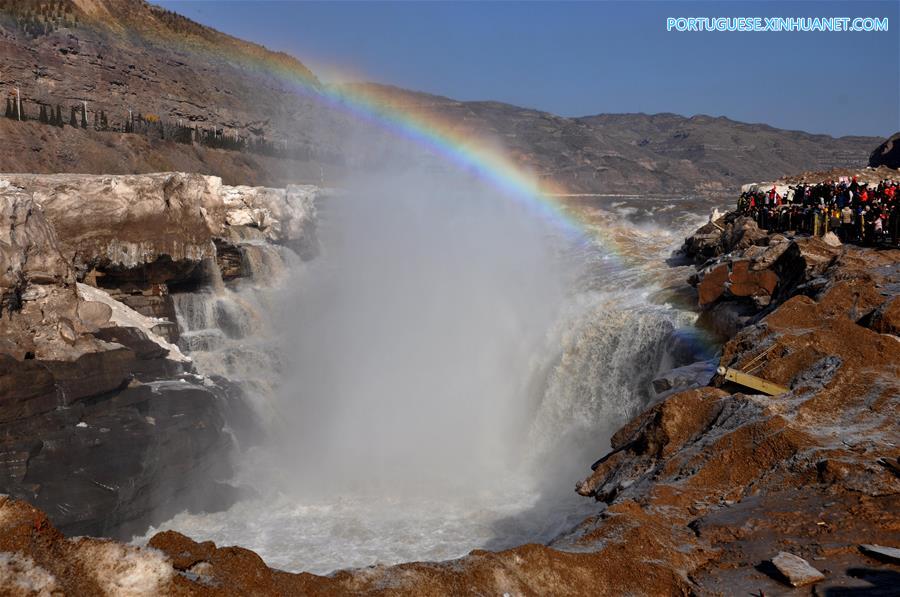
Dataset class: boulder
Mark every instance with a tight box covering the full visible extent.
[722,217,767,252]
[683,216,771,265]
[696,259,779,309]
[697,263,729,306]
[773,237,842,296]
[730,262,778,307]
[76,300,113,330]
[682,222,723,260]
[697,301,757,339]
[749,238,791,271]
[868,132,900,169]
[770,552,825,587]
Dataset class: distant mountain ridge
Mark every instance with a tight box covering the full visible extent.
[0,0,888,193]
[343,83,882,194]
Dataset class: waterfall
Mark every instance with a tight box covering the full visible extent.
[142,174,713,575]
[524,292,697,476]
[170,242,301,426]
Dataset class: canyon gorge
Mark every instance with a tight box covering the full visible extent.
[0,1,897,595]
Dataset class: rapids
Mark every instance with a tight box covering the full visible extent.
[139,175,726,574]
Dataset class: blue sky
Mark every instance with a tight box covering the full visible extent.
[152,1,899,138]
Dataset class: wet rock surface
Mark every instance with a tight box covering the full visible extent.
[0,173,319,538]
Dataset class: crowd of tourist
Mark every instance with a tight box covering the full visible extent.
[737,177,900,246]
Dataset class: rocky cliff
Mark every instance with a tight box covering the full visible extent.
[0,172,319,538]
[0,0,348,187]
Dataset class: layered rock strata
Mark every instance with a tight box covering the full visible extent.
[0,172,318,538]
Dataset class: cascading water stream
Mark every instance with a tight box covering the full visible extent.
[140,169,718,575]
[170,243,301,426]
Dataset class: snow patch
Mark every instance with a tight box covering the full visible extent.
[0,552,59,596]
[76,283,189,363]
[220,183,318,243]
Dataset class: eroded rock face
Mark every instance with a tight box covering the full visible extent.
[685,211,849,323]
[0,173,320,538]
[2,173,319,274]
[0,187,224,537]
[3,173,223,274]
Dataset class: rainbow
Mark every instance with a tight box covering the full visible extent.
[144,20,591,241]
[325,83,588,240]
[137,27,733,364]
[137,11,729,382]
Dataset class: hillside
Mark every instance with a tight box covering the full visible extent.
[0,0,350,185]
[343,83,882,195]
[0,0,327,141]
[0,0,887,194]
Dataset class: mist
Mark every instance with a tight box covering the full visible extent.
[139,141,703,573]
[271,160,573,498]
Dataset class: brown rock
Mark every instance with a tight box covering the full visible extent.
[723,217,768,251]
[148,530,216,570]
[696,259,779,309]
[750,239,791,271]
[728,260,778,306]
[698,264,729,306]
[869,296,900,335]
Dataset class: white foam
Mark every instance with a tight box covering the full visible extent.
[139,465,597,575]
[73,541,173,597]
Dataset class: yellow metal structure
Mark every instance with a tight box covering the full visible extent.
[716,366,789,396]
